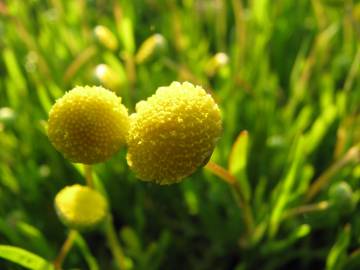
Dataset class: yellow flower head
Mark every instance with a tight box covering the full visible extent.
[47,86,129,164]
[54,184,108,231]
[127,81,222,184]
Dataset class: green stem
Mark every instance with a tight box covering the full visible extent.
[63,45,97,83]
[84,164,94,188]
[283,201,329,220]
[83,164,126,270]
[305,145,359,202]
[343,40,360,92]
[205,161,254,237]
[104,214,127,270]
[53,230,77,270]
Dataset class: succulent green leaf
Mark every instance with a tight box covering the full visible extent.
[228,130,251,201]
[0,245,54,270]
[74,232,100,270]
[326,225,351,270]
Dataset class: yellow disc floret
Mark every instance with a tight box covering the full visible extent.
[127,81,222,184]
[47,86,129,164]
[55,184,108,231]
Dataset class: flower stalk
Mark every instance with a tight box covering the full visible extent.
[84,165,94,188]
[205,161,254,237]
[84,165,126,270]
[283,201,329,220]
[305,145,360,202]
[104,215,127,270]
[53,230,77,270]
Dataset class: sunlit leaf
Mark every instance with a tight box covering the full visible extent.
[326,225,351,270]
[228,130,251,201]
[0,245,54,270]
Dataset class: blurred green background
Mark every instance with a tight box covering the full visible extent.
[0,0,360,269]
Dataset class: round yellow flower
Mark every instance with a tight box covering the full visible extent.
[47,86,129,164]
[54,184,108,231]
[127,81,222,184]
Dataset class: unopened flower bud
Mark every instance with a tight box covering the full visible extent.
[55,184,108,231]
[329,181,355,214]
[94,64,122,91]
[94,25,118,51]
[205,52,229,77]
[135,34,167,64]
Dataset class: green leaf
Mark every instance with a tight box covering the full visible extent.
[228,130,251,201]
[252,0,270,27]
[0,219,22,245]
[269,135,306,237]
[37,84,52,113]
[74,232,99,270]
[326,225,351,270]
[116,2,135,54]
[304,104,337,155]
[261,224,311,255]
[0,245,54,270]
[3,48,27,93]
[120,226,142,256]
[16,222,53,259]
[344,249,360,270]
[0,164,20,194]
[119,17,135,53]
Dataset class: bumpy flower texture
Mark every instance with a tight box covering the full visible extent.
[54,184,108,231]
[127,81,222,184]
[47,86,129,164]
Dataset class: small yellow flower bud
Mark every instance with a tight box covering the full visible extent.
[127,81,222,184]
[94,64,122,91]
[205,52,229,77]
[54,184,108,231]
[0,107,15,125]
[47,86,129,164]
[135,34,167,64]
[94,25,118,51]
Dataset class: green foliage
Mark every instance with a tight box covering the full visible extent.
[326,225,351,270]
[0,0,359,269]
[0,245,54,270]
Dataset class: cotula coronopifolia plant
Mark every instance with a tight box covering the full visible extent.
[47,82,223,269]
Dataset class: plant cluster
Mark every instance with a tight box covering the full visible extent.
[0,1,359,270]
[46,82,222,269]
